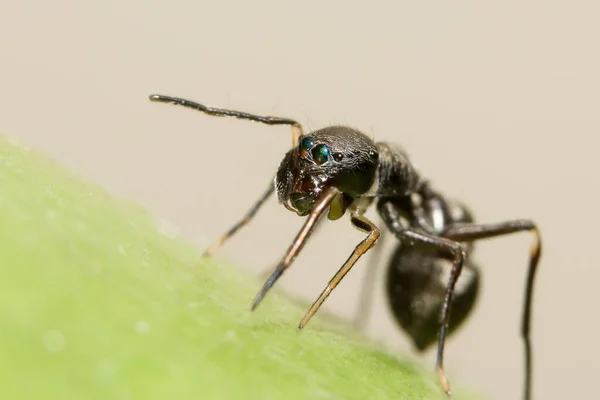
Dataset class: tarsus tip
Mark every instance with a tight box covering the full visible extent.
[250,293,264,311]
[250,264,285,312]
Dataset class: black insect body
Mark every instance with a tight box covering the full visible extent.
[384,193,481,353]
[149,94,542,400]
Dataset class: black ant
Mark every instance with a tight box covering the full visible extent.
[149,94,542,400]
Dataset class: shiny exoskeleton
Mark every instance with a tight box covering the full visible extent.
[383,185,481,353]
[149,94,542,400]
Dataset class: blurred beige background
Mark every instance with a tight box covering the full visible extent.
[1,1,598,399]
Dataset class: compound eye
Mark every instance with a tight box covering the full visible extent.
[312,144,330,165]
[300,137,313,151]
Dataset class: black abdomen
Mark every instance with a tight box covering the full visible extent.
[385,242,480,351]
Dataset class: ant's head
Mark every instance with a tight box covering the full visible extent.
[275,126,379,217]
[147,95,379,218]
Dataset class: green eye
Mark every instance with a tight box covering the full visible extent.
[312,144,330,165]
[300,137,313,151]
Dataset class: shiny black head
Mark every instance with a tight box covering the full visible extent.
[275,126,379,217]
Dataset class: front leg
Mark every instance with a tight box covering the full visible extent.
[377,199,467,397]
[203,180,275,257]
[251,187,341,311]
[259,215,328,279]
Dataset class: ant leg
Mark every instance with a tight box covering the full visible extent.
[203,181,274,257]
[298,213,381,329]
[442,220,542,400]
[251,187,341,310]
[377,199,466,397]
[353,229,386,331]
[149,94,304,146]
[259,215,328,278]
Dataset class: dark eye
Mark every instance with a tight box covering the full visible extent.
[311,144,330,165]
[300,137,313,151]
[333,152,344,162]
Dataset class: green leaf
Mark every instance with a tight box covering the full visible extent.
[0,135,481,400]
